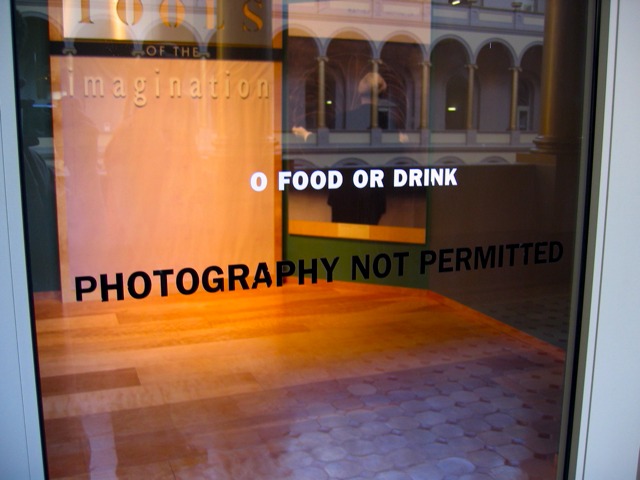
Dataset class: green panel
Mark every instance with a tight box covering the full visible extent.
[286,235,430,289]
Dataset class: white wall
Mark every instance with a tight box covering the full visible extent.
[0,2,46,478]
[572,0,640,478]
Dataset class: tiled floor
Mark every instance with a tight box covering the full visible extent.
[36,282,568,480]
[448,286,571,349]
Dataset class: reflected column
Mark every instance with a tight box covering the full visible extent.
[516,0,589,285]
[465,63,477,131]
[532,0,587,155]
[420,60,431,130]
[509,66,522,131]
[317,56,327,129]
[370,58,382,129]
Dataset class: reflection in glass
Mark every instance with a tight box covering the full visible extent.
[13,0,592,478]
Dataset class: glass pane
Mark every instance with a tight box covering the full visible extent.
[12,0,594,478]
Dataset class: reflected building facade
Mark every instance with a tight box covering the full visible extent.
[283,0,544,169]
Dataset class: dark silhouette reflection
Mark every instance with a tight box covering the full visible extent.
[15,12,60,291]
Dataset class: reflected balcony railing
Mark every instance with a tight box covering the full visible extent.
[280,0,544,35]
[283,128,537,151]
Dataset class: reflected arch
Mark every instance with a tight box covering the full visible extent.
[283,32,322,130]
[380,38,424,130]
[476,41,513,132]
[434,156,465,166]
[291,158,318,169]
[519,44,543,132]
[326,33,375,130]
[480,156,509,164]
[386,157,420,167]
[333,157,368,168]
[474,39,517,66]
[430,38,472,131]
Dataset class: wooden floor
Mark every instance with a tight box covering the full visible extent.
[34,281,566,479]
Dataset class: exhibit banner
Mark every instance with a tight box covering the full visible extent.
[51,55,279,301]
[48,0,281,302]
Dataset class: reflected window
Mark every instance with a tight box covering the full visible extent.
[518,78,533,130]
[445,74,467,130]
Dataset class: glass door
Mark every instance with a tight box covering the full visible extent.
[12,1,597,478]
